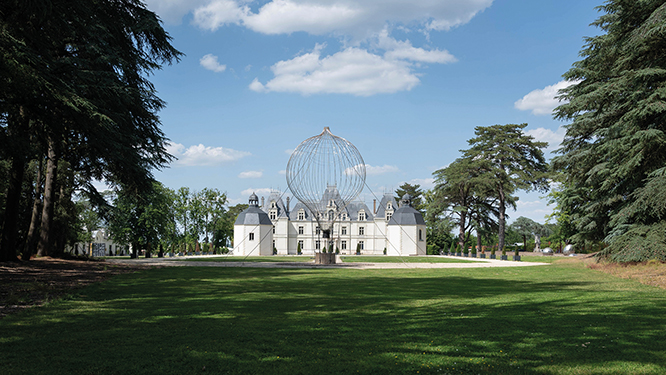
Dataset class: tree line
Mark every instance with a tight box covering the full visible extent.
[0,0,181,261]
[104,184,247,258]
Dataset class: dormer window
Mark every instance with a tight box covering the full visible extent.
[270,210,277,220]
[271,201,276,209]
[298,210,305,220]
[358,210,366,221]
[387,202,392,210]
[328,210,335,220]
[386,212,392,221]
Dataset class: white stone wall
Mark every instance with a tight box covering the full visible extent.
[233,224,273,256]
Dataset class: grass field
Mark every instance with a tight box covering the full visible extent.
[1,260,665,374]
[181,255,315,262]
[341,256,477,263]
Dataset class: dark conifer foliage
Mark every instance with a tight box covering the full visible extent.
[0,0,182,260]
[553,0,666,261]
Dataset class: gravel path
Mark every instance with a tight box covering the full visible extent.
[107,256,549,269]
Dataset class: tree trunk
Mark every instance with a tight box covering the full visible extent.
[497,184,506,253]
[37,139,57,257]
[476,227,482,255]
[23,157,44,261]
[51,183,67,257]
[145,242,152,258]
[0,155,26,262]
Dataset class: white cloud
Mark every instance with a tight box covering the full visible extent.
[278,170,286,175]
[241,188,273,196]
[200,54,227,72]
[378,30,456,64]
[239,170,263,178]
[192,0,246,30]
[366,164,400,176]
[525,126,566,151]
[167,142,251,166]
[284,148,295,155]
[407,178,435,189]
[345,164,399,176]
[187,0,492,39]
[250,44,420,96]
[515,80,579,115]
[143,0,210,24]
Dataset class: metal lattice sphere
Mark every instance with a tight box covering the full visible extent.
[286,127,366,233]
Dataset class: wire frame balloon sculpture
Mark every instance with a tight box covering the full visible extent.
[286,127,366,245]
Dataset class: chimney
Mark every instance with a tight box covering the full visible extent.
[286,196,290,212]
[261,196,265,207]
[373,199,377,214]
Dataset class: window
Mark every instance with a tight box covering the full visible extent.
[316,226,321,235]
[249,232,255,241]
[358,211,365,221]
[298,240,303,249]
[359,241,364,250]
[272,226,275,234]
[328,210,334,220]
[271,201,276,208]
[298,210,305,220]
[315,240,321,250]
[298,226,304,235]
[273,240,275,248]
[341,240,347,250]
[341,213,347,220]
[419,229,423,241]
[387,202,392,210]
[270,211,276,220]
[386,212,392,221]
[341,226,347,235]
[359,226,365,236]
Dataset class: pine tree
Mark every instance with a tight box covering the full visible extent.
[463,124,549,253]
[554,0,666,261]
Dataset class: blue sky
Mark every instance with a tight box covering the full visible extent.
[140,0,602,224]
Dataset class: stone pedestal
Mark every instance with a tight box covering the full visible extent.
[315,253,336,265]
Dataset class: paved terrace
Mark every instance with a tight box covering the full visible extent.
[107,255,550,269]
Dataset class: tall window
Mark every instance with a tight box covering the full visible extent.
[341,240,347,250]
[270,211,276,220]
[249,233,255,241]
[341,226,347,235]
[315,240,321,250]
[298,210,305,220]
[386,212,392,221]
[359,240,364,250]
[298,240,303,249]
[316,226,321,235]
[272,226,275,234]
[358,211,365,221]
[419,229,423,241]
[298,226,304,235]
[359,226,365,236]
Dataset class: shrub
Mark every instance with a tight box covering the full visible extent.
[297,242,302,255]
[383,247,387,255]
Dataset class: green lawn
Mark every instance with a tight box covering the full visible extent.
[341,256,477,263]
[180,255,315,263]
[1,262,665,374]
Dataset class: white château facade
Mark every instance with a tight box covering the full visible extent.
[233,186,426,256]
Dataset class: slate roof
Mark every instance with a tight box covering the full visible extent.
[288,202,314,221]
[388,195,425,225]
[261,191,289,218]
[235,206,273,225]
[375,193,397,217]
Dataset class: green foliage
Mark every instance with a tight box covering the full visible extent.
[395,183,424,213]
[554,0,666,262]
[297,242,302,255]
[463,124,549,252]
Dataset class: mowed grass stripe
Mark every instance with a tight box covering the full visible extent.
[1,261,665,374]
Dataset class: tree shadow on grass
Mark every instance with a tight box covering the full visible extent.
[1,267,665,374]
